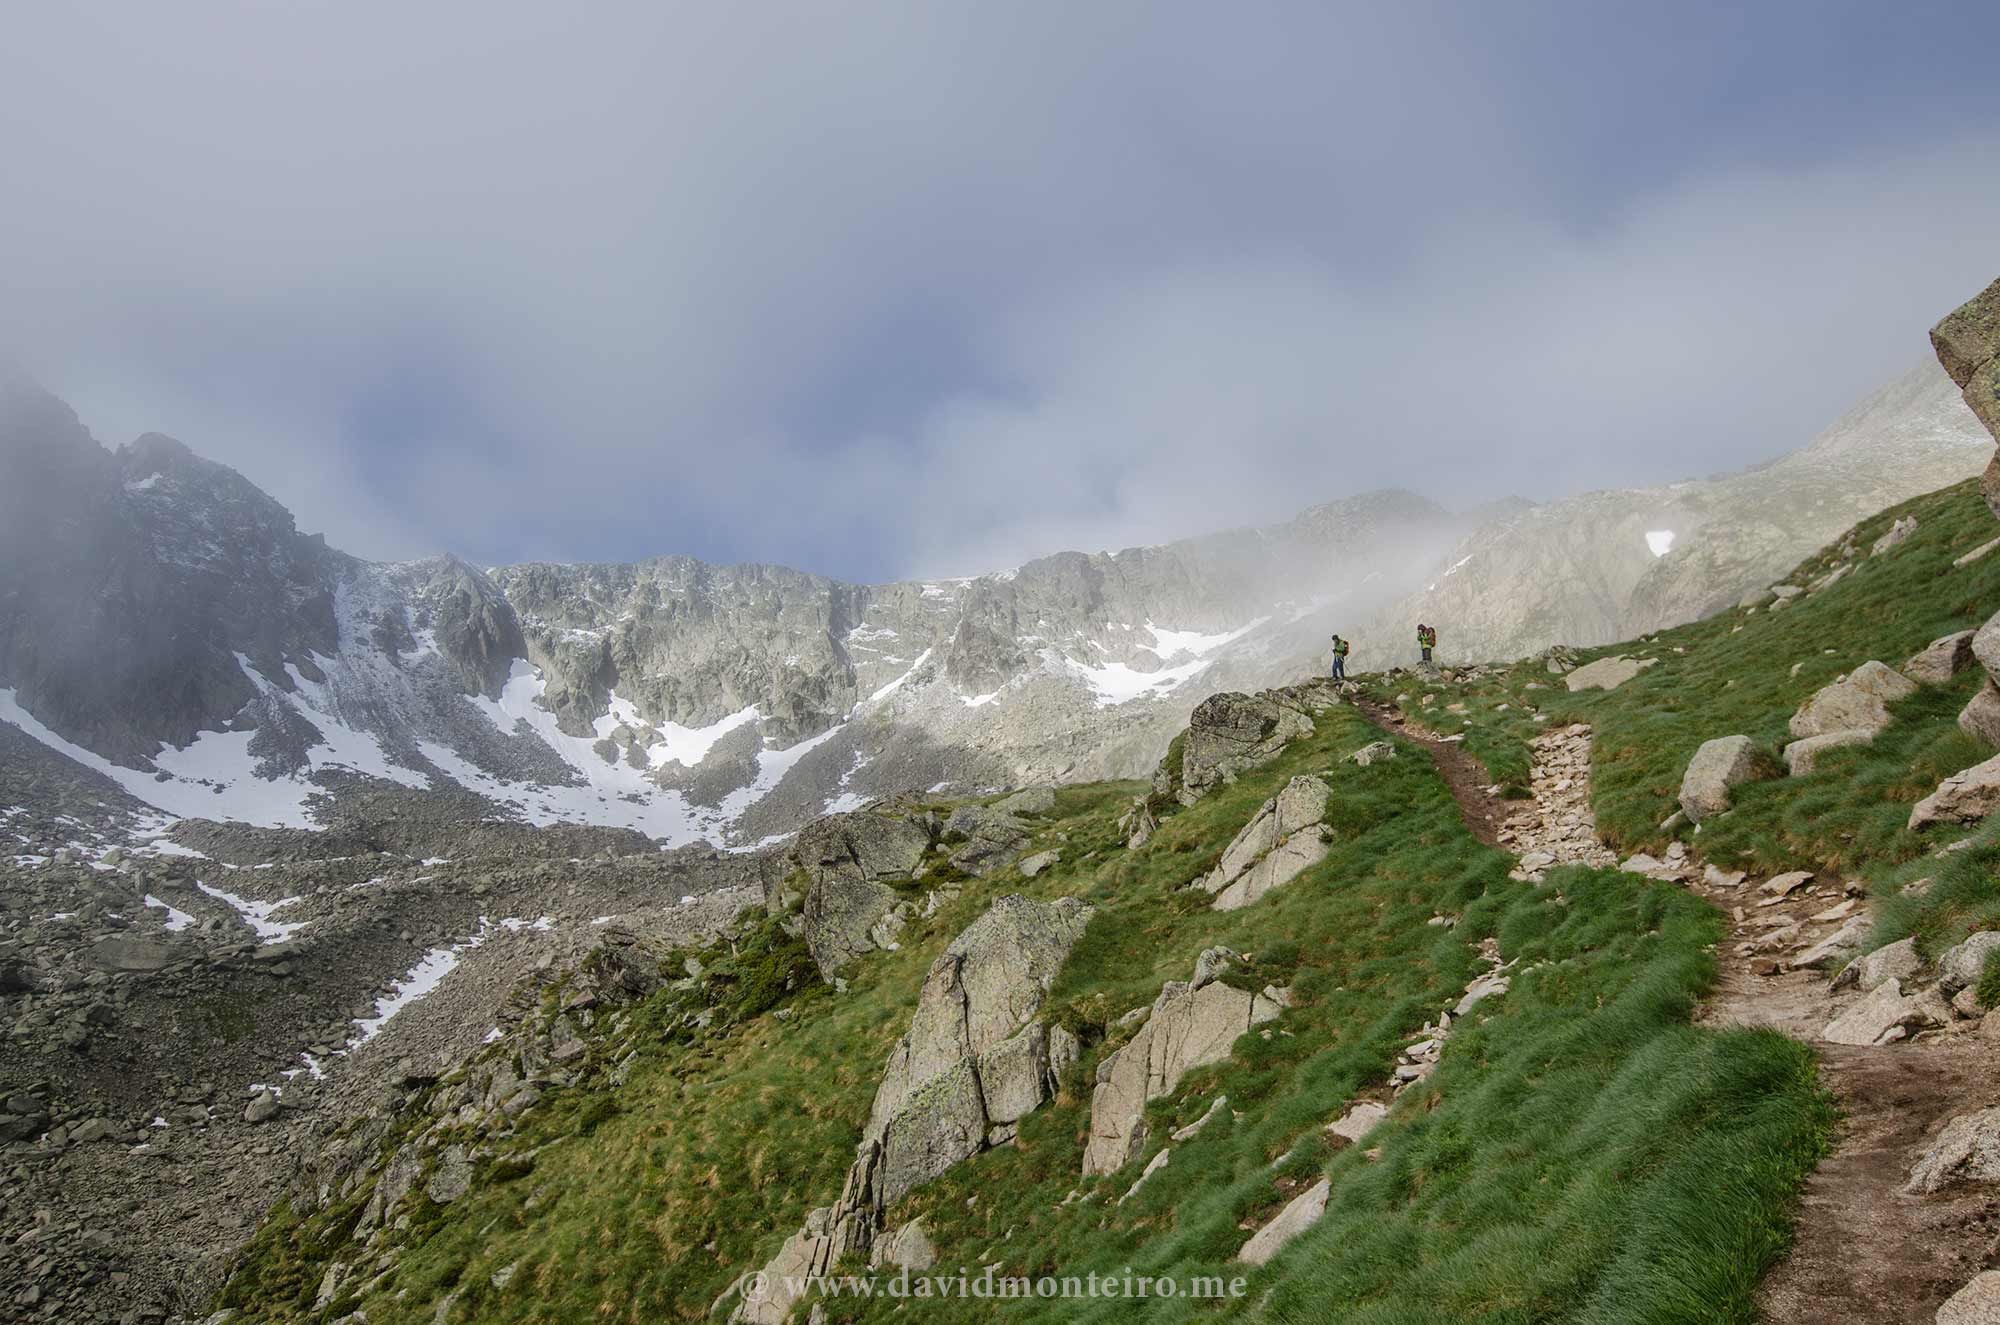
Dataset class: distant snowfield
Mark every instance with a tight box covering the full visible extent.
[0,686,322,828]
[1646,530,1677,557]
[0,603,1268,845]
[1059,619,1268,708]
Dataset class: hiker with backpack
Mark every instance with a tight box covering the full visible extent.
[1329,633,1350,680]
[1418,623,1436,664]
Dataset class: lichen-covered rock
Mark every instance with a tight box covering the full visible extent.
[1236,1178,1331,1266]
[1849,937,1922,993]
[1177,692,1315,805]
[1677,735,1765,822]
[991,787,1056,816]
[1563,656,1652,693]
[736,895,1092,1322]
[863,895,1093,1203]
[941,804,1031,876]
[1782,729,1875,775]
[1960,681,2000,748]
[1788,661,1916,741]
[1082,955,1290,1175]
[1822,977,1949,1046]
[1905,629,1977,685]
[1932,274,2000,449]
[1117,795,1158,850]
[869,1218,936,1273]
[1199,775,1332,911]
[1350,740,1396,766]
[1938,931,2000,995]
[784,805,937,980]
[1937,1272,2000,1325]
[1905,1106,2000,1196]
[1910,753,2000,830]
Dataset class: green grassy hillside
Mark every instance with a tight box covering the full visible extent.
[220,698,1837,1323]
[216,477,2000,1325]
[1364,476,2000,967]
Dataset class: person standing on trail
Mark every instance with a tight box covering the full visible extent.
[1329,633,1350,680]
[1418,623,1435,664]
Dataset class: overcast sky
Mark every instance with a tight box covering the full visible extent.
[6,2,2000,580]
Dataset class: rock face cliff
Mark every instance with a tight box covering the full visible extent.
[0,371,1461,844]
[1370,359,1991,665]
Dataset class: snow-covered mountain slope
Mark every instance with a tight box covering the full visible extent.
[2,356,1984,846]
[0,371,1462,844]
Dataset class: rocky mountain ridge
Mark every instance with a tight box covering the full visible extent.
[0,357,1988,854]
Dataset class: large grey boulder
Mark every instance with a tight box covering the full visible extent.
[1782,729,1875,775]
[1564,656,1653,693]
[869,1219,936,1272]
[1938,931,2000,995]
[1932,274,2000,451]
[87,938,173,973]
[1177,691,1316,805]
[1904,629,1978,685]
[1822,977,1949,1046]
[1677,736,1765,822]
[1235,1178,1331,1266]
[1937,1272,2000,1325]
[991,787,1056,816]
[784,805,937,980]
[941,805,1031,876]
[1792,914,1873,971]
[862,895,1093,1204]
[732,1204,869,1325]
[1788,661,1916,741]
[1910,753,2000,830]
[1960,681,2000,748]
[1199,776,1333,911]
[1905,1106,2000,1196]
[736,895,1092,1324]
[1850,937,1922,993]
[1082,956,1290,1176]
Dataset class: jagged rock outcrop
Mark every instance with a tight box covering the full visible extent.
[1677,736,1764,823]
[1197,776,1331,911]
[1081,952,1291,1176]
[1871,516,1919,555]
[779,804,938,980]
[735,895,1092,1325]
[1931,274,2000,468]
[1176,691,1318,805]
[1915,278,2000,825]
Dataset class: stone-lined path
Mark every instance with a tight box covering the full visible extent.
[1361,695,2000,1322]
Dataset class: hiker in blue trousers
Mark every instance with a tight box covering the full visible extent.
[1329,634,1350,680]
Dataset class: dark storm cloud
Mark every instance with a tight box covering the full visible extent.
[5,2,2000,579]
